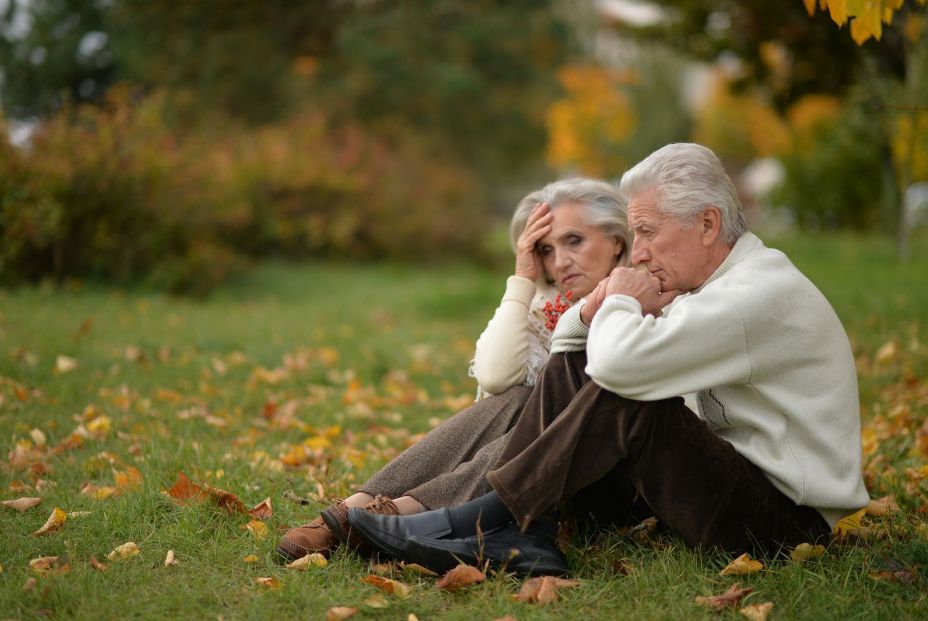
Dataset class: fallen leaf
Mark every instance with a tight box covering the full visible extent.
[401,562,438,577]
[866,495,899,517]
[740,601,774,621]
[286,553,328,570]
[875,341,898,365]
[107,542,140,561]
[361,575,412,597]
[67,510,91,519]
[243,555,259,563]
[32,507,67,536]
[1,496,42,512]
[720,553,764,576]
[30,428,47,446]
[326,607,359,621]
[435,564,486,591]
[55,355,77,373]
[256,576,282,589]
[362,594,389,608]
[114,466,144,492]
[790,543,826,562]
[90,556,108,571]
[695,583,754,610]
[370,562,395,575]
[407,615,420,621]
[493,617,519,621]
[514,575,580,604]
[167,471,247,514]
[834,508,866,539]
[29,556,70,576]
[23,577,37,591]
[164,550,178,566]
[248,497,273,519]
[245,519,269,540]
[80,483,117,500]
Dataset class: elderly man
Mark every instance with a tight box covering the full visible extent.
[348,143,870,576]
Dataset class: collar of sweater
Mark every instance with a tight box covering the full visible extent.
[691,232,761,295]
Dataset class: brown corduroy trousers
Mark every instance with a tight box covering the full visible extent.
[486,351,831,556]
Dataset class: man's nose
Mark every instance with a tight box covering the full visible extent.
[631,239,649,266]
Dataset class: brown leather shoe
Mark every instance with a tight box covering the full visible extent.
[322,495,400,556]
[276,502,344,563]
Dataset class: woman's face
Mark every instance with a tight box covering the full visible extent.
[537,201,624,299]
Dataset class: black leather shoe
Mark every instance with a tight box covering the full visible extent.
[405,522,568,577]
[347,506,454,558]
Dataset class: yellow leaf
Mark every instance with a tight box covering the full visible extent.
[32,507,67,536]
[326,607,359,621]
[719,552,764,576]
[107,541,140,561]
[401,562,438,577]
[114,466,143,491]
[255,576,282,589]
[29,428,47,446]
[29,555,70,576]
[86,415,112,438]
[875,340,897,364]
[245,519,269,540]
[362,594,389,609]
[55,355,77,374]
[243,555,259,563]
[828,0,848,25]
[803,0,818,15]
[80,483,117,500]
[361,575,412,597]
[286,553,328,570]
[834,508,866,538]
[790,542,826,562]
[1,496,42,513]
[740,602,774,621]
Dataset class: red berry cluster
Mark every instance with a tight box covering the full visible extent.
[543,291,574,330]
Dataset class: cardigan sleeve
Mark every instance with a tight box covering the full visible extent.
[585,292,751,400]
[471,276,537,395]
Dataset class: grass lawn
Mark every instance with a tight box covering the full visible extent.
[1,232,927,620]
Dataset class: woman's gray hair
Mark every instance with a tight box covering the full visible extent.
[619,143,747,244]
[509,178,631,275]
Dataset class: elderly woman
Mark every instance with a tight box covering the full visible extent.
[277,177,631,562]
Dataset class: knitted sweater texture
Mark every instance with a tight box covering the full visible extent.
[552,233,868,527]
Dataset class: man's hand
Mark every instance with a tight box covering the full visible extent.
[604,267,680,317]
[580,278,609,326]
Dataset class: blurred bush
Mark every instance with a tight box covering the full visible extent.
[0,87,483,293]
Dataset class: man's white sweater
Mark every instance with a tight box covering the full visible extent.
[551,232,869,528]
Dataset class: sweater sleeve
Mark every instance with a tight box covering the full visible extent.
[550,302,589,353]
[586,292,751,400]
[472,276,537,395]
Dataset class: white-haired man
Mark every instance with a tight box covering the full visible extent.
[348,143,870,576]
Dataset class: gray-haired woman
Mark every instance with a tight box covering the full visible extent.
[277,177,631,561]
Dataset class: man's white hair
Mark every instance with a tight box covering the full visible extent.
[619,143,747,244]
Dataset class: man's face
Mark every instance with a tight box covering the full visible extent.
[627,189,710,293]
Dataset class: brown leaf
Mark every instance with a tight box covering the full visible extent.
[80,483,117,500]
[361,574,412,597]
[255,576,282,589]
[114,466,143,492]
[435,564,486,591]
[32,507,67,536]
[719,553,764,576]
[740,602,774,621]
[695,583,754,610]
[326,607,359,621]
[166,471,246,514]
[248,497,273,519]
[29,556,70,576]
[1,496,43,512]
[493,617,518,621]
[401,562,439,577]
[90,556,108,572]
[866,495,899,517]
[514,575,580,605]
[369,562,396,575]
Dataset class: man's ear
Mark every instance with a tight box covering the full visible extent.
[700,207,722,247]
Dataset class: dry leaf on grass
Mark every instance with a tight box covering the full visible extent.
[407,615,420,621]
[243,555,259,563]
[833,508,866,539]
[866,495,899,517]
[33,507,67,535]
[255,576,282,589]
[2,497,42,512]
[401,562,438,577]
[435,564,486,591]
[55,355,77,374]
[740,601,774,621]
[167,471,247,514]
[164,550,178,566]
[362,594,389,608]
[248,497,273,519]
[720,553,763,576]
[514,575,580,605]
[23,577,37,591]
[286,553,327,570]
[90,556,108,572]
[361,574,412,597]
[695,583,754,610]
[245,519,269,540]
[493,616,519,621]
[790,542,826,562]
[80,483,117,500]
[29,556,70,576]
[107,542,140,561]
[114,466,144,492]
[326,607,358,621]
